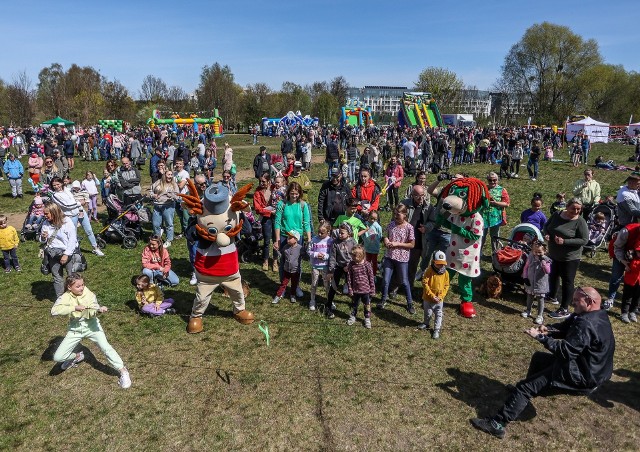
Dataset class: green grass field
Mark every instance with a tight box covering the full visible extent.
[0,135,638,450]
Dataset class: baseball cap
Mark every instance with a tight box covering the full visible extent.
[294,161,302,167]
[330,168,340,177]
[433,251,447,265]
[287,230,300,241]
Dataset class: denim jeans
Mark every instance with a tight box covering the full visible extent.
[608,257,625,300]
[142,268,179,286]
[382,258,412,305]
[71,211,98,248]
[327,159,339,179]
[527,159,539,178]
[152,203,175,242]
[347,161,357,184]
[261,217,273,261]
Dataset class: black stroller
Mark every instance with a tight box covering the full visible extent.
[96,195,151,249]
[236,210,264,263]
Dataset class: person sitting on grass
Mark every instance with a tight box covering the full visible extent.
[133,274,175,316]
[141,236,179,287]
[51,273,132,389]
[471,287,614,439]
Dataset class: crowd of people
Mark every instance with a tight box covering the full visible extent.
[0,121,627,418]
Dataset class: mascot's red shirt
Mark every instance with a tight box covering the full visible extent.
[195,242,239,277]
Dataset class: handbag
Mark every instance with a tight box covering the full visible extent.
[68,248,88,273]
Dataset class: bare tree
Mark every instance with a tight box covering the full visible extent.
[139,75,168,103]
[6,71,35,126]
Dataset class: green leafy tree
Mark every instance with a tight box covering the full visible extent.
[196,63,242,126]
[414,67,464,113]
[500,22,602,123]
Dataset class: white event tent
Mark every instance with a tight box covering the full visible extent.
[566,116,610,143]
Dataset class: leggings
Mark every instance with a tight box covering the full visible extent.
[327,266,347,311]
[387,186,399,208]
[88,194,98,219]
[548,258,580,310]
[350,293,371,318]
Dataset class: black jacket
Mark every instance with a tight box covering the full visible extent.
[253,153,271,179]
[539,309,615,391]
[317,179,352,224]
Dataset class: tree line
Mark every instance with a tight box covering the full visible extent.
[0,22,638,128]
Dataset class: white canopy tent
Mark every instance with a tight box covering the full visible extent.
[627,122,640,138]
[566,116,610,143]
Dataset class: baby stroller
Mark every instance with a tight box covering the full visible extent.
[96,195,151,249]
[584,202,616,258]
[491,223,544,287]
[236,210,264,263]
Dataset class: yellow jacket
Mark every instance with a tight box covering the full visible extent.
[135,284,164,307]
[422,267,450,302]
[0,226,19,251]
[51,287,100,319]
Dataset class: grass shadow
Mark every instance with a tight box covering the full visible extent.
[589,368,640,412]
[578,259,611,282]
[31,280,54,302]
[42,335,119,377]
[437,367,536,420]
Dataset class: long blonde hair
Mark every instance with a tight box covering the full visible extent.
[44,202,65,227]
[154,172,178,195]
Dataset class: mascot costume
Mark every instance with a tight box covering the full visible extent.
[180,179,255,333]
[436,177,491,318]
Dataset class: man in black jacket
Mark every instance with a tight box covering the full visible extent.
[471,286,615,439]
[317,168,352,224]
[253,146,271,179]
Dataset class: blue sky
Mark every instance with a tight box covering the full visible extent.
[4,0,638,97]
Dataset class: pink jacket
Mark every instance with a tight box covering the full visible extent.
[141,247,172,273]
[385,164,404,188]
[28,156,43,173]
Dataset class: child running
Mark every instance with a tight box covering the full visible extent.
[133,274,176,316]
[51,273,131,388]
[272,230,303,305]
[522,241,551,325]
[308,221,333,311]
[418,251,449,339]
[346,245,375,329]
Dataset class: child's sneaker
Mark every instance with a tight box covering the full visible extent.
[4,268,10,273]
[61,351,84,370]
[629,312,638,323]
[364,318,371,329]
[189,272,198,285]
[290,296,297,304]
[534,315,544,325]
[327,311,335,319]
[309,299,316,311]
[521,311,530,318]
[164,308,176,314]
[407,304,416,315]
[118,368,132,389]
[272,261,279,272]
[621,313,630,323]
[376,299,387,309]
[15,266,21,272]
[347,315,356,326]
[271,296,281,305]
[432,329,441,340]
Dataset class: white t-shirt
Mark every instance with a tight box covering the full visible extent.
[197,143,206,157]
[81,178,99,196]
[175,169,190,194]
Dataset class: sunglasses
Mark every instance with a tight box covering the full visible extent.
[576,286,594,304]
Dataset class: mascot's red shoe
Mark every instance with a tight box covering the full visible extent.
[187,317,204,334]
[234,310,255,325]
[460,302,477,318]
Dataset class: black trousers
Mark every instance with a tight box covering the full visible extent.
[495,352,555,425]
[548,258,580,310]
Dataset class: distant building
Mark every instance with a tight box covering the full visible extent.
[454,90,492,117]
[346,86,407,115]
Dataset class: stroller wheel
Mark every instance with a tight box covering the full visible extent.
[123,236,138,249]
[241,249,253,263]
[96,237,107,250]
[19,232,26,243]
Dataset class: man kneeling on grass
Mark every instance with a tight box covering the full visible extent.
[471,286,614,439]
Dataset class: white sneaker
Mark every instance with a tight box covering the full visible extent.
[531,178,537,181]
[189,272,198,285]
[272,296,281,304]
[603,298,614,311]
[364,318,371,329]
[521,311,530,318]
[118,368,132,389]
[290,296,297,304]
[93,248,105,257]
[309,300,316,311]
[535,315,544,325]
[347,315,356,326]
[163,241,171,249]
